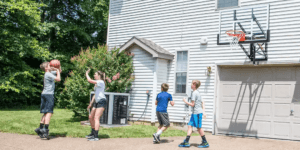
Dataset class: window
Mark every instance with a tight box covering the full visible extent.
[217,0,239,9]
[175,51,188,93]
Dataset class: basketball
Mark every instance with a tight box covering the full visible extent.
[50,59,61,69]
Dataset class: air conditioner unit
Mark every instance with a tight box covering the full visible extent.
[90,92,130,125]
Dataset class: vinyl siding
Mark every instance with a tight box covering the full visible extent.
[129,46,154,122]
[107,0,300,132]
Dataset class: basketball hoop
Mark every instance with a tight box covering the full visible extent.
[226,30,245,50]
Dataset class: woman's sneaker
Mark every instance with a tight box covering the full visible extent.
[85,133,94,138]
[40,128,50,140]
[87,137,99,141]
[198,142,209,148]
[178,140,190,147]
[34,128,44,138]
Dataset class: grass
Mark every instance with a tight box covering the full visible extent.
[0,107,196,138]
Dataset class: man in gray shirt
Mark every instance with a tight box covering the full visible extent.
[35,62,61,140]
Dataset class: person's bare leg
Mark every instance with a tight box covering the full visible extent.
[40,114,46,124]
[187,125,193,136]
[89,108,96,129]
[156,125,162,133]
[197,128,205,136]
[94,108,105,131]
[44,113,52,125]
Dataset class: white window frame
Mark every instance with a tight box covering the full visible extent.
[215,0,241,11]
[173,50,189,95]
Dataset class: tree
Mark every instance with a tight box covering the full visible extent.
[57,45,134,117]
[0,0,51,107]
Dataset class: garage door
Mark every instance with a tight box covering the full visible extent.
[216,66,300,140]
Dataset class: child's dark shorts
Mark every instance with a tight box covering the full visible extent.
[156,111,170,127]
[40,94,55,114]
[93,98,107,108]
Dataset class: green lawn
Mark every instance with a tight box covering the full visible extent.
[0,107,195,138]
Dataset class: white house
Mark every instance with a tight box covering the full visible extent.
[107,0,300,141]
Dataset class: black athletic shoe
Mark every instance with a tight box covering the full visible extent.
[85,133,94,138]
[34,128,43,138]
[40,128,50,140]
[87,136,99,141]
[198,142,209,148]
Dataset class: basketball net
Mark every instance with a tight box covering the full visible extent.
[228,36,242,51]
[226,30,245,51]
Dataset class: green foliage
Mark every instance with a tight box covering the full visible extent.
[0,0,51,108]
[57,45,134,117]
[0,0,110,108]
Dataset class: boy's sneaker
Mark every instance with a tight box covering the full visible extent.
[152,133,159,142]
[40,128,50,140]
[85,133,94,138]
[34,128,44,138]
[153,138,158,143]
[198,142,209,148]
[87,137,99,141]
[178,140,190,147]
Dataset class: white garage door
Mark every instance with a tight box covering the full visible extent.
[216,66,300,140]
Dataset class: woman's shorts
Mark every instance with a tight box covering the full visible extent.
[40,94,55,114]
[93,98,107,108]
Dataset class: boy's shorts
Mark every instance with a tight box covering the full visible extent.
[188,113,203,128]
[156,111,170,127]
[93,98,107,108]
[40,94,55,114]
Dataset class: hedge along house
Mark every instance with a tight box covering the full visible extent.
[107,0,300,141]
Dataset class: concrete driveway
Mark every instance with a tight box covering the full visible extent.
[0,132,299,150]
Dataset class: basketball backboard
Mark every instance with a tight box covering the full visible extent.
[217,4,270,65]
[217,4,270,44]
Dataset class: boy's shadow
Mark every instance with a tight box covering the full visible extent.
[153,139,174,144]
[190,143,200,147]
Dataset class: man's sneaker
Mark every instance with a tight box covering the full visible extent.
[40,129,50,140]
[157,135,160,142]
[87,137,99,141]
[152,133,159,142]
[178,140,190,147]
[34,128,43,138]
[198,142,209,148]
[85,133,94,138]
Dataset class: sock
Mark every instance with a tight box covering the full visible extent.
[91,128,95,134]
[156,130,163,136]
[185,136,191,143]
[44,124,49,130]
[94,130,99,138]
[39,123,44,129]
[201,135,207,143]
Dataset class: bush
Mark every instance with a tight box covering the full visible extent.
[57,45,134,117]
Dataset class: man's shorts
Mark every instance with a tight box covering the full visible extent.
[156,111,170,127]
[40,94,55,114]
[93,98,107,108]
[188,113,203,128]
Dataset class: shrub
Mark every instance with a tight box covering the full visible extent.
[57,45,134,117]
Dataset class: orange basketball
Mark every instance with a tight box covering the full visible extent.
[50,59,61,69]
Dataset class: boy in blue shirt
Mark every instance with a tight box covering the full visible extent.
[153,83,174,143]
